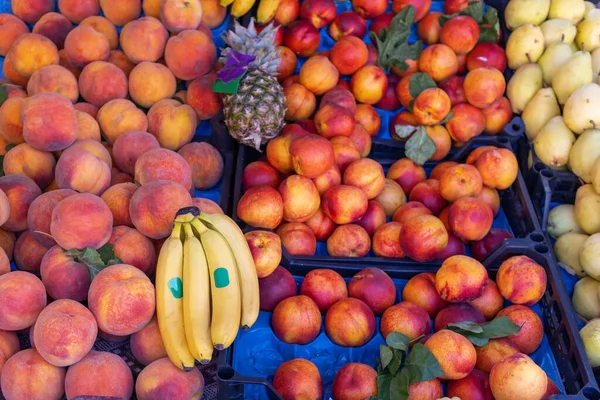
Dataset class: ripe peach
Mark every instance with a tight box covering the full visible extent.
[476,148,518,190]
[199,0,227,28]
[178,142,223,190]
[2,57,30,87]
[0,189,9,229]
[464,67,506,109]
[497,256,547,306]
[370,12,393,36]
[147,99,196,151]
[1,83,27,99]
[327,224,371,257]
[22,93,77,151]
[0,229,16,261]
[279,175,321,222]
[259,266,297,311]
[496,305,544,354]
[136,357,204,399]
[434,303,485,331]
[330,35,368,76]
[305,207,337,240]
[321,88,357,114]
[472,228,512,261]
[282,75,300,88]
[31,12,72,49]
[245,230,282,278]
[3,143,56,189]
[129,62,176,108]
[355,104,381,136]
[273,359,324,400]
[0,271,47,330]
[55,145,111,195]
[349,124,372,157]
[272,295,321,344]
[475,338,519,373]
[79,16,119,50]
[99,0,141,26]
[343,158,385,199]
[109,226,156,276]
[409,179,447,215]
[57,0,99,24]
[27,189,77,247]
[375,179,406,218]
[426,125,452,161]
[74,110,101,141]
[413,88,452,126]
[435,255,488,303]
[400,214,448,262]
[299,55,339,95]
[322,184,369,224]
[112,131,160,175]
[243,161,281,191]
[418,11,443,44]
[192,197,223,214]
[331,136,361,173]
[0,14,29,56]
[0,97,25,145]
[466,146,498,165]
[315,106,356,140]
[447,369,493,399]
[78,61,128,108]
[347,267,396,315]
[187,72,223,121]
[445,0,481,13]
[440,15,480,55]
[300,269,347,313]
[403,272,448,318]
[332,362,377,400]
[375,74,402,111]
[467,279,504,321]
[439,75,467,107]
[489,353,547,400]
[0,247,9,276]
[325,297,376,346]
[419,44,458,82]
[129,180,193,239]
[284,20,321,57]
[13,230,47,273]
[10,0,54,24]
[274,0,300,26]
[391,57,420,78]
[238,185,284,229]
[277,222,317,256]
[392,201,433,224]
[425,329,477,380]
[98,100,147,144]
[356,200,386,237]
[277,45,297,82]
[0,329,19,376]
[160,0,202,33]
[300,0,336,28]
[387,158,427,194]
[439,163,483,202]
[164,29,216,80]
[392,0,432,21]
[40,245,91,301]
[0,174,42,232]
[408,379,443,399]
[350,65,388,104]
[284,84,317,121]
[329,11,367,41]
[448,197,494,241]
[381,301,431,341]
[63,25,110,68]
[372,222,404,258]
[481,97,513,135]
[130,316,167,366]
[467,42,507,72]
[1,349,65,400]
[395,76,416,112]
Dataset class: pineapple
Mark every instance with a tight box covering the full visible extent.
[219,19,286,150]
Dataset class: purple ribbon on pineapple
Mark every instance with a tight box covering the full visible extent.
[218,50,256,84]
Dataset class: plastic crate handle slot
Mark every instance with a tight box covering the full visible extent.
[217,365,284,400]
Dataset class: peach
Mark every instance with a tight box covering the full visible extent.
[55,145,111,195]
[199,0,226,28]
[112,131,160,175]
[22,93,78,151]
[413,88,452,126]
[75,111,101,141]
[400,215,448,262]
[446,103,486,143]
[374,179,406,218]
[435,255,488,303]
[78,61,128,108]
[65,350,134,399]
[497,256,547,306]
[489,353,547,400]
[321,91,355,116]
[79,16,119,50]
[1,349,65,400]
[474,187,503,216]
[386,158,427,194]
[284,20,320,57]
[343,158,385,199]
[3,143,56,189]
[27,189,77,247]
[300,0,336,28]
[315,107,356,141]
[0,174,42,232]
[107,49,135,76]
[130,316,167,366]
[355,104,381,136]
[392,201,432,224]
[136,357,204,399]
[396,73,415,110]
[56,0,99,23]
[272,295,321,344]
[476,148,518,190]
[448,197,494,241]
[434,303,485,331]
[129,62,176,108]
[463,281,502,322]
[187,72,223,120]
[243,161,281,190]
[330,36,368,76]
[440,15,480,55]
[2,58,30,87]
[392,0,432,21]
[165,29,216,80]
[146,101,196,152]
[417,11,443,44]
[418,44,458,82]
[274,0,300,26]
[390,56,420,78]
[111,169,134,186]
[245,230,282,278]
[496,305,544,354]
[403,272,448,319]
[472,228,512,261]
[109,226,156,276]
[259,266,297,311]
[273,358,324,400]
[481,96,512,135]
[10,0,54,23]
[327,224,371,257]
[277,45,298,82]
[279,175,321,222]
[353,0,387,18]
[374,74,401,111]
[237,185,284,230]
[439,75,467,107]
[349,123,372,157]
[300,269,347,313]
[389,110,418,138]
[348,267,396,314]
[179,142,223,190]
[381,301,431,341]
[312,164,342,196]
[445,0,481,13]
[142,0,162,18]
[322,184,369,224]
[439,163,483,202]
[475,338,519,373]
[409,179,448,215]
[0,97,25,145]
[97,99,148,144]
[64,25,110,68]
[0,329,19,375]
[191,198,222,215]
[466,146,497,165]
[447,369,493,399]
[304,209,335,243]
[325,297,376,346]
[407,379,443,399]
[468,41,507,72]
[13,230,47,273]
[0,14,29,57]
[284,83,317,121]
[464,67,506,109]
[0,247,9,276]
[1,83,27,99]
[329,11,367,41]
[0,271,47,330]
[356,200,386,237]
[161,0,202,33]
[40,245,91,301]
[299,55,339,95]
[350,65,387,105]
[425,329,476,380]
[0,229,16,261]
[332,362,377,400]
[276,222,317,256]
[31,12,72,49]
[99,0,141,26]
[0,189,9,229]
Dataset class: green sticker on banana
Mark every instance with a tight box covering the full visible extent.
[168,277,183,299]
[214,268,230,288]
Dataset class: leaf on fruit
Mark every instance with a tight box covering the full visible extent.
[380,345,394,370]
[439,1,485,25]
[386,331,410,350]
[479,7,500,43]
[439,111,454,125]
[394,124,418,140]
[64,245,122,280]
[406,127,436,165]
[404,343,444,383]
[373,6,417,71]
[446,316,523,346]
[377,374,393,400]
[0,84,7,108]
[390,371,410,399]
[408,73,437,99]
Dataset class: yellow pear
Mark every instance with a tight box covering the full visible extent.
[505,0,550,30]
[507,63,543,113]
[575,184,600,234]
[585,2,596,14]
[506,24,545,70]
[591,158,600,194]
[576,10,600,52]
[549,0,586,24]
[564,83,600,134]
[570,129,600,182]
[552,51,594,104]
[538,43,574,85]
[522,88,561,140]
[592,47,600,82]
[540,19,576,46]
[533,116,576,168]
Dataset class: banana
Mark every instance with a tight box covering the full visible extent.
[191,218,241,350]
[257,0,280,23]
[220,0,235,6]
[231,0,256,18]
[196,212,260,330]
[182,223,213,364]
[155,222,196,371]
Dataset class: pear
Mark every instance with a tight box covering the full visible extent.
[570,129,600,182]
[505,0,550,30]
[564,83,600,134]
[507,64,543,113]
[538,43,574,85]
[576,10,600,52]
[585,1,596,15]
[541,19,577,46]
[552,50,594,104]
[549,0,586,24]
[592,48,600,82]
[533,116,576,168]
[575,184,600,234]
[506,24,545,70]
[522,88,561,140]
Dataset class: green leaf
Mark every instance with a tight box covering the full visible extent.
[394,124,418,140]
[448,321,485,334]
[386,349,402,376]
[380,345,394,370]
[480,316,523,338]
[439,1,485,25]
[96,243,122,266]
[389,41,423,72]
[446,316,523,346]
[377,374,392,400]
[390,370,410,399]
[386,332,410,351]
[0,84,7,108]
[408,73,437,99]
[404,343,444,383]
[374,6,416,70]
[439,111,454,125]
[479,26,499,43]
[64,246,116,280]
[406,127,437,165]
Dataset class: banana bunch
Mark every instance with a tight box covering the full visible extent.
[222,0,281,23]
[155,207,259,370]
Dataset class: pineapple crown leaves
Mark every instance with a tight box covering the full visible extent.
[220,18,282,76]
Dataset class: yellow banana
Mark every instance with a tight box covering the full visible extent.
[220,0,235,6]
[231,0,256,18]
[257,0,280,23]
[182,223,213,364]
[197,212,260,330]
[155,222,195,371]
[191,218,241,350]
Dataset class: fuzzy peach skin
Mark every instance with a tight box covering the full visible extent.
[0,229,15,262]
[475,338,519,373]
[147,99,197,151]
[27,189,77,247]
[135,148,193,191]
[130,180,193,239]
[187,72,223,120]
[99,0,141,26]
[120,17,168,64]
[21,93,78,152]
[435,255,488,303]
[0,271,47,330]
[2,143,56,189]
[165,29,216,80]
[129,62,177,108]
[88,264,155,336]
[0,189,9,230]
[40,245,91,301]
[7,33,59,78]
[178,142,224,190]
[332,362,377,400]
[284,83,317,121]
[100,182,137,227]
[109,226,157,276]
[272,295,322,344]
[0,174,41,232]
[0,14,29,56]
[325,297,376,347]
[475,148,519,190]
[55,145,111,195]
[273,358,324,400]
[322,184,369,224]
[0,247,10,276]
[0,329,19,376]
[381,301,431,341]
[312,165,342,197]
[50,193,113,250]
[80,16,118,50]
[143,0,162,18]
[161,0,203,33]
[74,110,101,141]
[402,272,448,319]
[112,131,160,175]
[64,25,110,68]
[78,61,128,108]
[97,99,149,144]
[33,299,97,367]
[343,158,385,199]
[0,349,65,400]
[130,316,167,366]
[58,0,100,24]
[279,175,321,223]
[425,329,477,380]
[57,48,81,80]
[237,185,284,230]
[489,353,547,400]
[0,97,25,145]
[298,55,339,95]
[192,197,223,214]
[136,357,204,400]
[496,256,547,306]
[65,350,134,399]
[31,12,72,50]
[2,58,30,87]
[13,230,47,273]
[496,305,544,354]
[11,0,54,23]
[327,224,371,257]
[468,279,504,320]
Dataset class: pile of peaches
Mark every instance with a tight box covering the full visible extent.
[266,0,513,143]
[257,254,555,400]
